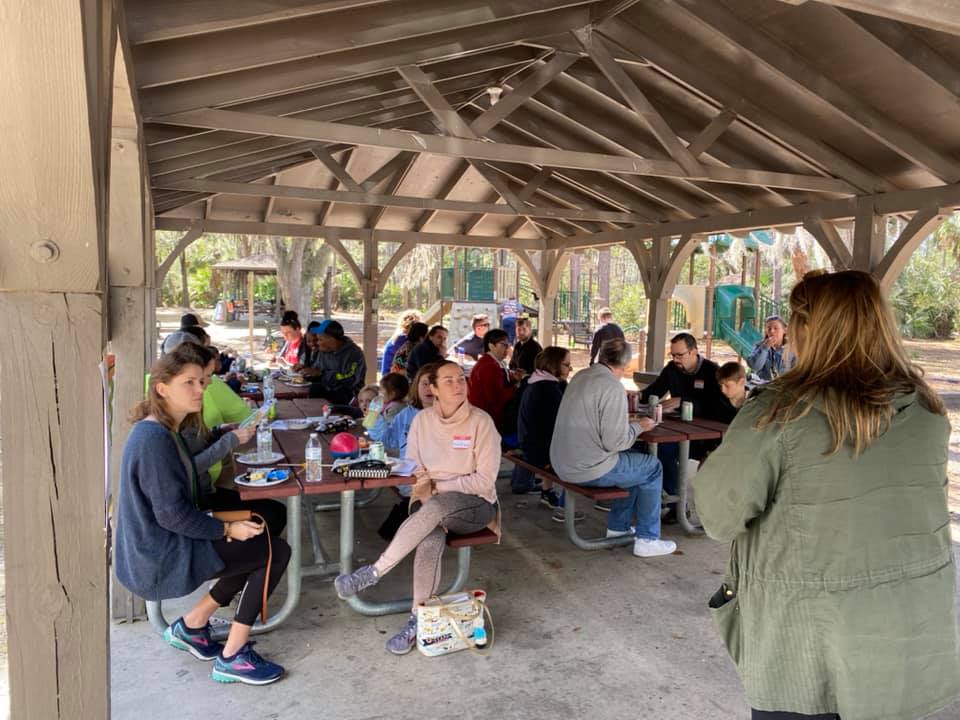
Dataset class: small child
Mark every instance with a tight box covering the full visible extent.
[379,373,410,422]
[357,384,380,415]
[716,361,747,410]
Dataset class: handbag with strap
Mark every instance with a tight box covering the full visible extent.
[211,509,273,625]
[416,589,493,657]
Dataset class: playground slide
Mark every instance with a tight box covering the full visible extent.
[422,299,452,326]
[716,319,762,359]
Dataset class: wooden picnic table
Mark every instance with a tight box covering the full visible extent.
[235,399,478,619]
[239,379,311,402]
[632,414,727,535]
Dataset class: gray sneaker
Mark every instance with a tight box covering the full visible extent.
[386,614,418,655]
[334,565,379,599]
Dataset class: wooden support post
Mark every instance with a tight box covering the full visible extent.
[705,246,717,359]
[853,204,887,273]
[362,237,379,383]
[538,293,555,347]
[107,58,153,621]
[179,252,190,307]
[0,1,115,715]
[645,296,669,371]
[247,270,255,356]
[688,254,695,285]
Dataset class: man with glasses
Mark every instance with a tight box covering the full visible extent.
[467,329,522,433]
[453,314,491,361]
[640,333,736,523]
[508,316,542,376]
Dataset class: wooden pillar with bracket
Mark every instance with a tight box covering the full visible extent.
[107,44,153,622]
[0,0,114,716]
[537,249,569,349]
[362,237,379,382]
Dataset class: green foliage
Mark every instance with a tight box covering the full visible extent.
[338,272,362,311]
[378,283,403,311]
[891,238,960,339]
[611,282,648,331]
[255,276,277,302]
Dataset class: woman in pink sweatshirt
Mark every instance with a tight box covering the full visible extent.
[334,360,501,654]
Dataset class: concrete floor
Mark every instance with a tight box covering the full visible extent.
[111,477,960,720]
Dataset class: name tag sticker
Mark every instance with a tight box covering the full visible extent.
[452,435,472,450]
[694,379,705,390]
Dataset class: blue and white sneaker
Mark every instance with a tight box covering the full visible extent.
[163,617,223,661]
[211,643,284,685]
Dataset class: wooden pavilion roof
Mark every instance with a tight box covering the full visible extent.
[125,0,960,260]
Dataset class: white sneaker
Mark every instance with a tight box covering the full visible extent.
[633,538,677,557]
[605,527,635,538]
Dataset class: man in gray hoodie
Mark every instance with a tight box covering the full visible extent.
[301,319,366,404]
[550,338,676,558]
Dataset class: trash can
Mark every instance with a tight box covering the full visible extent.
[213,300,227,323]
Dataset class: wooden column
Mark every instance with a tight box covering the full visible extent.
[645,297,669,371]
[537,249,568,348]
[753,249,761,304]
[107,47,153,621]
[705,245,717,359]
[0,0,114,716]
[853,204,887,274]
[362,237,379,382]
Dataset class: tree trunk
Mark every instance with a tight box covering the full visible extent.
[272,237,333,323]
[323,263,334,318]
[773,232,783,304]
[179,252,190,307]
[569,252,581,321]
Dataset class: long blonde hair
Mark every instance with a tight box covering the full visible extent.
[757,270,944,456]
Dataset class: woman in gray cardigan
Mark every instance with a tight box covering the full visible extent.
[114,345,290,686]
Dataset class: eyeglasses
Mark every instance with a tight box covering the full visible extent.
[670,350,691,359]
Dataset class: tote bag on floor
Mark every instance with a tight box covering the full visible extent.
[416,589,492,656]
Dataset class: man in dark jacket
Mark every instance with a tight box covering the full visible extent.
[301,319,366,404]
[453,314,490,360]
[589,307,625,365]
[640,332,737,522]
[508,317,542,376]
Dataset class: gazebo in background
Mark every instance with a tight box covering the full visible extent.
[212,253,280,355]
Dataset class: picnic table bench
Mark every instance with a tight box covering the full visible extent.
[561,320,593,348]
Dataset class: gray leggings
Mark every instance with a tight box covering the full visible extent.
[373,492,496,608]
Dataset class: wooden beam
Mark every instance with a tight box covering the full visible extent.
[397,64,530,213]
[377,240,417,291]
[803,218,853,270]
[311,146,364,192]
[367,153,418,229]
[156,107,857,193]
[853,204,887,271]
[154,224,203,287]
[669,0,960,182]
[546,182,960,249]
[687,108,738,159]
[777,0,960,36]
[517,167,555,202]
[469,51,580,136]
[155,178,650,223]
[360,151,418,191]
[154,217,547,250]
[596,19,894,194]
[574,27,702,176]
[876,208,948,288]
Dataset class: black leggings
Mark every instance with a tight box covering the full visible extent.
[752,711,840,720]
[200,488,287,536]
[209,532,291,626]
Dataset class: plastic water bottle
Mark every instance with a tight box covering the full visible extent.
[456,347,465,365]
[362,395,383,429]
[305,433,323,483]
[256,419,272,461]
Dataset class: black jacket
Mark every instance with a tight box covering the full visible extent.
[640,356,736,424]
[405,340,443,380]
[589,322,625,364]
[518,379,566,468]
[509,338,542,375]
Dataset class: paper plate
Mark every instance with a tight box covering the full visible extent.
[235,470,290,487]
[235,451,285,466]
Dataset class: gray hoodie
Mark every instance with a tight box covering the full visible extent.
[309,337,366,403]
[550,363,639,483]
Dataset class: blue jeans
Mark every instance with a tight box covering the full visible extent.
[580,450,663,540]
[502,316,517,345]
[657,442,679,498]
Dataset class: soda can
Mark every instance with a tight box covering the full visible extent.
[681,401,694,422]
[368,441,386,462]
[648,394,659,417]
[654,404,663,424]
[627,392,638,413]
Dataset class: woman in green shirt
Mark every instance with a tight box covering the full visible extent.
[695,270,959,720]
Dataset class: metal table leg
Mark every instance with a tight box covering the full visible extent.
[146,494,303,639]
[311,487,382,512]
[562,492,634,550]
[340,489,472,616]
[676,439,704,536]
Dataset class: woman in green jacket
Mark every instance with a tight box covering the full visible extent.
[695,270,959,720]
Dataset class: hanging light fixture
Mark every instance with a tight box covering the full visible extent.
[486,86,503,106]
